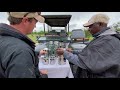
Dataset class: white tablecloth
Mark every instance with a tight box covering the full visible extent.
[38,58,74,78]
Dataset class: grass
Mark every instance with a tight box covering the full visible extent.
[88,37,93,41]
[27,34,39,43]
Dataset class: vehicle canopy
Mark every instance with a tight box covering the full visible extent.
[43,15,72,27]
[42,15,72,34]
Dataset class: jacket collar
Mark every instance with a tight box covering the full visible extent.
[92,27,110,38]
[0,23,35,49]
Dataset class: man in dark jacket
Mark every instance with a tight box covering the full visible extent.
[0,12,48,78]
[57,13,120,78]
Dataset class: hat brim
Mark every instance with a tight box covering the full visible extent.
[83,22,93,27]
[34,15,45,23]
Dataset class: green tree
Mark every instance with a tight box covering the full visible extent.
[84,29,92,38]
[112,22,120,31]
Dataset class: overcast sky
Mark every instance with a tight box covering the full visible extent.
[0,12,120,32]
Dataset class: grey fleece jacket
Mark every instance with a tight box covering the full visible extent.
[63,27,120,77]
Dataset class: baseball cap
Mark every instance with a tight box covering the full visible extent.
[8,12,45,23]
[83,13,110,27]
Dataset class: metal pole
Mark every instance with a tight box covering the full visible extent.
[68,23,69,36]
[48,25,49,33]
[43,23,45,35]
[64,26,66,37]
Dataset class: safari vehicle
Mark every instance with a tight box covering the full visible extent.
[35,15,88,52]
[35,15,72,51]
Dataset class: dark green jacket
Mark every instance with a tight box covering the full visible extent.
[0,23,47,78]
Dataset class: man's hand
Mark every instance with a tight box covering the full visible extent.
[40,69,48,74]
[56,48,64,56]
[39,50,47,55]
